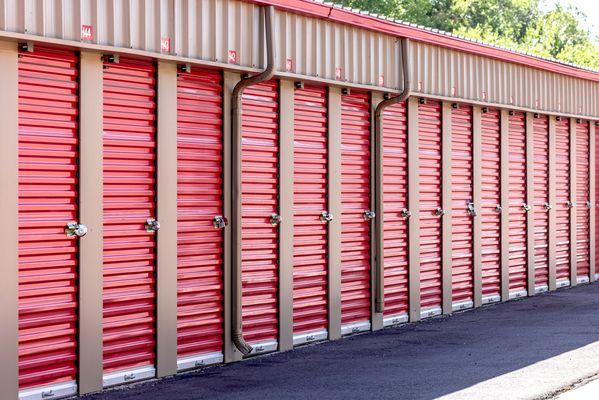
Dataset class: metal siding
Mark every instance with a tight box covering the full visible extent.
[18,45,79,390]
[293,84,328,336]
[340,90,372,326]
[382,102,409,318]
[533,115,549,288]
[480,108,501,299]
[450,105,474,305]
[418,100,443,312]
[576,120,590,279]
[241,80,279,345]
[176,68,224,360]
[597,123,599,277]
[102,57,157,373]
[555,118,571,282]
[507,111,528,295]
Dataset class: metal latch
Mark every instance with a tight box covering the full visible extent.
[213,215,228,229]
[123,373,136,381]
[270,213,282,226]
[544,203,552,211]
[320,211,334,222]
[65,222,88,238]
[566,201,576,209]
[145,218,161,233]
[401,209,412,219]
[586,201,592,209]
[522,203,532,212]
[41,390,54,398]
[494,204,502,214]
[435,207,445,216]
[467,202,477,217]
[363,210,376,221]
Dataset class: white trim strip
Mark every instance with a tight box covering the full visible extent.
[177,352,223,371]
[341,321,371,336]
[293,330,328,346]
[248,340,278,355]
[103,366,156,388]
[19,381,77,400]
[481,294,501,305]
[383,313,409,327]
[577,276,590,284]
[509,289,528,300]
[535,285,549,294]
[452,300,474,312]
[420,307,442,319]
[556,278,571,288]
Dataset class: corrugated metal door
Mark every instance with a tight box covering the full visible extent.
[293,84,328,344]
[340,90,372,333]
[418,100,443,317]
[450,104,474,309]
[102,57,158,382]
[241,80,279,350]
[382,102,409,325]
[555,118,571,286]
[18,46,79,395]
[596,123,599,280]
[533,115,549,291]
[480,109,502,303]
[507,111,528,298]
[576,120,590,282]
[176,68,224,369]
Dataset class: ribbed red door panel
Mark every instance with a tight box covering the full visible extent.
[576,120,590,280]
[340,91,371,327]
[103,58,157,373]
[418,100,443,312]
[507,112,527,296]
[555,118,571,283]
[480,109,501,301]
[18,46,79,390]
[533,115,549,289]
[450,105,474,306]
[176,69,224,361]
[382,102,409,319]
[293,85,328,337]
[596,123,599,279]
[241,80,279,345]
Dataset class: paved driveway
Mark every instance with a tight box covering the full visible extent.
[83,283,599,400]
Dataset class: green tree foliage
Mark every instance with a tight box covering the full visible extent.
[338,0,599,70]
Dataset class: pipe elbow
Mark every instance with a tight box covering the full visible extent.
[232,333,253,356]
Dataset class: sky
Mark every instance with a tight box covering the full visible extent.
[548,0,599,37]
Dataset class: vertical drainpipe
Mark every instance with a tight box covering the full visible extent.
[231,5,276,355]
[374,38,411,314]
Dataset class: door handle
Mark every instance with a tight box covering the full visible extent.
[65,222,88,238]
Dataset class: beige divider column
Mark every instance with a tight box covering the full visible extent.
[278,80,295,351]
[525,113,536,295]
[0,40,19,400]
[472,106,483,307]
[156,61,178,378]
[441,102,453,314]
[548,116,557,290]
[328,87,343,340]
[371,92,383,331]
[223,72,242,362]
[407,97,421,322]
[570,118,578,285]
[500,109,510,301]
[78,51,104,394]
[590,122,596,282]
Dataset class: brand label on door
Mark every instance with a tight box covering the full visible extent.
[81,24,93,41]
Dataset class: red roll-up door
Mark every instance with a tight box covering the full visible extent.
[102,57,158,381]
[418,100,443,316]
[176,68,224,369]
[480,108,502,303]
[340,90,372,333]
[382,102,409,325]
[18,46,79,395]
[576,120,590,281]
[555,118,571,285]
[533,115,549,291]
[507,111,528,298]
[596,123,599,279]
[293,84,328,344]
[450,104,474,309]
[241,80,279,350]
